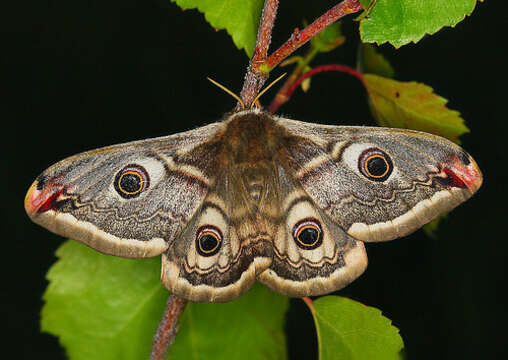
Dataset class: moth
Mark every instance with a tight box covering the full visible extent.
[25,108,482,302]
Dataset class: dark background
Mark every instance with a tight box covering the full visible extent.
[3,0,506,359]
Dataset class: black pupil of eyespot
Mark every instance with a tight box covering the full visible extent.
[120,173,141,192]
[200,234,218,252]
[367,157,387,177]
[299,228,318,245]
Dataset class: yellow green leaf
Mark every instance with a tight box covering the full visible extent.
[364,74,469,143]
[358,43,394,78]
[423,214,448,238]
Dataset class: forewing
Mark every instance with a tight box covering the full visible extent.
[25,122,224,258]
[276,117,483,242]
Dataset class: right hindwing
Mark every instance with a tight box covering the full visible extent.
[257,165,368,297]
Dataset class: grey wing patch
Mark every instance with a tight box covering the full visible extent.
[25,122,224,258]
[276,117,483,242]
[257,165,367,297]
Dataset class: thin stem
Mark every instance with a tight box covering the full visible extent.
[269,64,366,113]
[263,0,363,72]
[150,294,188,360]
[238,0,280,109]
[238,0,363,110]
[267,47,319,113]
[252,0,279,63]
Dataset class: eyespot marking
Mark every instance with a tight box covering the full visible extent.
[114,164,150,198]
[196,225,222,257]
[358,148,393,182]
[292,218,323,250]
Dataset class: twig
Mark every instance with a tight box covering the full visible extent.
[269,64,366,113]
[252,0,279,62]
[238,0,280,109]
[263,0,363,72]
[238,0,363,110]
[150,294,188,360]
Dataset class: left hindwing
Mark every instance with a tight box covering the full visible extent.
[276,117,483,242]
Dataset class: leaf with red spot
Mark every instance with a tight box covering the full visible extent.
[357,43,394,78]
[364,74,469,144]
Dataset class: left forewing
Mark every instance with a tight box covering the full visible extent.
[25,122,224,258]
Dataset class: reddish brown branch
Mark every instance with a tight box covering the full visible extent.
[238,0,363,111]
[269,64,366,113]
[238,0,280,109]
[150,294,188,360]
[264,0,363,71]
[252,0,279,64]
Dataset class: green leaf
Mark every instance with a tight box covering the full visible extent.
[169,284,288,360]
[310,22,345,53]
[171,0,264,57]
[301,65,312,92]
[358,43,394,78]
[305,296,403,360]
[359,0,482,48]
[364,74,469,143]
[42,240,289,360]
[423,214,448,238]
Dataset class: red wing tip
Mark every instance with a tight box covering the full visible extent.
[24,180,64,218]
[444,152,483,194]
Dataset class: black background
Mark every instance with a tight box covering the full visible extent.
[3,1,506,359]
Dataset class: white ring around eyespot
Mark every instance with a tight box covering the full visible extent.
[342,143,400,180]
[111,157,166,199]
[292,219,321,240]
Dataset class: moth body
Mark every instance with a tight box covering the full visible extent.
[25,109,482,302]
